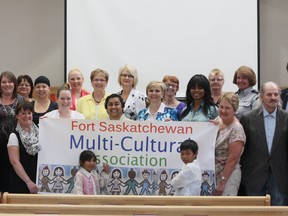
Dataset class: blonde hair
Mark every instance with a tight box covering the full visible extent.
[146,81,167,98]
[68,68,83,80]
[208,68,224,80]
[219,92,239,111]
[118,64,138,88]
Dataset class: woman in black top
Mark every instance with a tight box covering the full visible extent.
[8,101,40,193]
[32,76,58,126]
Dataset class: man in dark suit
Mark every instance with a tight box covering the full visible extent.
[240,81,288,206]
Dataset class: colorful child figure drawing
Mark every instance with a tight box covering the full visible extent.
[124,168,139,195]
[39,165,51,192]
[65,166,78,193]
[51,166,67,193]
[139,169,151,195]
[200,171,212,196]
[158,170,171,195]
[109,168,124,195]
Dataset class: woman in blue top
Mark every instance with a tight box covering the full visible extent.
[162,75,186,119]
[137,81,178,121]
[180,74,218,122]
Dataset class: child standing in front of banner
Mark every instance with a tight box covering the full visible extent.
[73,150,110,195]
[170,139,202,196]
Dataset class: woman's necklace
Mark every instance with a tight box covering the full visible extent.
[0,97,15,116]
[36,100,50,112]
[149,108,158,116]
[93,92,104,104]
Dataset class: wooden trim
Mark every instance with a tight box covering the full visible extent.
[1,192,271,206]
[0,204,287,216]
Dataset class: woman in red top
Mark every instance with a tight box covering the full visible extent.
[68,68,89,110]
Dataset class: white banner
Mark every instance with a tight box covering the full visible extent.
[37,119,218,195]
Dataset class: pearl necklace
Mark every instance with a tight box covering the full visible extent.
[149,109,158,116]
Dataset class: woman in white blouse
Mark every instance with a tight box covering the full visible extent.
[117,64,146,120]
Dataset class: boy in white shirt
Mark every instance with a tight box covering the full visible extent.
[170,139,202,196]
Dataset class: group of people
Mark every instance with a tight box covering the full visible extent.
[0,64,287,206]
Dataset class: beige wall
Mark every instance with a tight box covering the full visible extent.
[0,0,64,86]
[0,0,287,89]
[259,0,288,88]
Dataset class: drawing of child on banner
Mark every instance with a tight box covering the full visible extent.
[200,170,214,196]
[108,168,124,195]
[38,165,51,192]
[158,170,172,195]
[124,168,139,195]
[65,166,78,193]
[139,169,151,195]
[51,166,67,193]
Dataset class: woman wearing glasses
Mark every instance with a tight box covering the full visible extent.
[208,69,225,105]
[117,64,146,120]
[77,69,110,120]
[162,75,186,119]
[17,75,34,102]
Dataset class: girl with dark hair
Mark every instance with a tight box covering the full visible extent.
[73,150,109,195]
[180,74,218,121]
